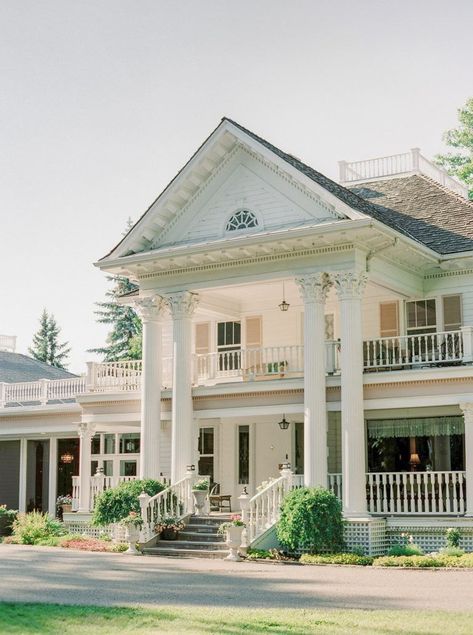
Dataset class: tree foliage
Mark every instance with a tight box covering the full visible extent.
[436,97,473,199]
[29,309,71,369]
[276,487,344,554]
[92,479,165,526]
[89,218,142,361]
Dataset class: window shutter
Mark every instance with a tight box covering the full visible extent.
[195,323,210,355]
[443,295,462,331]
[380,302,399,337]
[245,316,262,349]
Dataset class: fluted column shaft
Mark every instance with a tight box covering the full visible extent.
[78,422,95,512]
[135,296,166,480]
[167,291,199,483]
[296,273,331,488]
[332,271,368,517]
[460,403,473,515]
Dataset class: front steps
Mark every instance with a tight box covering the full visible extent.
[143,515,232,559]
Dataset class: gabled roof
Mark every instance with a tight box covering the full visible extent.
[349,175,473,255]
[99,118,473,263]
[0,351,76,383]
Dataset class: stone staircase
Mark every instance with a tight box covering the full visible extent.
[142,515,232,559]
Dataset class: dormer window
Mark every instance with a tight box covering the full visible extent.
[225,210,259,232]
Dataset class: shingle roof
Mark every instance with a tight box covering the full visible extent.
[225,119,473,255]
[0,351,76,383]
[348,175,473,255]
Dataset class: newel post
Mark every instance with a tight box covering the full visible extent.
[0,382,7,408]
[461,326,473,363]
[238,487,250,555]
[40,378,50,406]
[138,491,151,542]
[86,362,97,392]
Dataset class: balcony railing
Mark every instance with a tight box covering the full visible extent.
[1,328,472,407]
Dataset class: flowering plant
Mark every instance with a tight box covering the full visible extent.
[218,514,246,534]
[155,516,185,534]
[56,495,73,506]
[0,504,17,520]
[192,478,209,491]
[119,511,143,528]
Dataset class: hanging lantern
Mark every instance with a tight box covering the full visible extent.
[278,415,290,430]
[278,281,290,312]
[61,451,74,464]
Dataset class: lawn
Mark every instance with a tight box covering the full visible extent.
[1,604,473,634]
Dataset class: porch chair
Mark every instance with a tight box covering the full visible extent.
[209,483,232,512]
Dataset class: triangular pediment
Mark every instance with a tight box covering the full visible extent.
[100,119,368,263]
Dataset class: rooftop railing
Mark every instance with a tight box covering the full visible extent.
[339,148,469,198]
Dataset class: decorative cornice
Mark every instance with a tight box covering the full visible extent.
[134,295,166,322]
[165,291,199,319]
[424,268,473,280]
[137,244,355,281]
[295,272,331,304]
[331,271,368,300]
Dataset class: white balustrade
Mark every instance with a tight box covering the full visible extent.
[363,330,464,371]
[247,470,293,544]
[92,360,143,392]
[48,377,86,400]
[139,474,194,542]
[72,476,80,511]
[328,473,343,499]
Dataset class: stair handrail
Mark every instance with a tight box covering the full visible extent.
[246,465,293,544]
[138,472,195,542]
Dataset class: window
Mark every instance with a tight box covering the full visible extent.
[406,299,436,335]
[91,436,101,455]
[119,433,140,454]
[225,210,258,232]
[198,427,214,482]
[103,434,115,454]
[120,460,137,477]
[443,295,462,331]
[217,321,241,372]
[238,425,250,485]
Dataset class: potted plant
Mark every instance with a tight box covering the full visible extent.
[218,514,246,561]
[0,505,17,537]
[192,478,209,516]
[56,495,73,514]
[278,360,288,378]
[120,511,143,555]
[155,516,185,540]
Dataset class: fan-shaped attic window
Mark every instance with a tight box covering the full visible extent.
[225,210,259,232]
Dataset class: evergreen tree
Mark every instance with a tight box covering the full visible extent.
[29,309,71,369]
[88,276,142,361]
[436,97,473,200]
[89,218,142,361]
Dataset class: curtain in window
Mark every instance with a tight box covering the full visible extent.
[367,416,464,439]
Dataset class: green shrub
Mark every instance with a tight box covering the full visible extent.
[446,527,461,548]
[374,554,473,568]
[92,479,165,526]
[440,546,465,557]
[300,553,374,566]
[246,548,292,561]
[11,511,66,545]
[388,543,423,557]
[276,487,344,554]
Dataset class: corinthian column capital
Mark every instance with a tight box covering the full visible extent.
[134,295,166,322]
[295,272,331,304]
[78,422,96,439]
[331,271,368,300]
[165,291,199,319]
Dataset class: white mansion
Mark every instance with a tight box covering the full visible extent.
[2,118,473,552]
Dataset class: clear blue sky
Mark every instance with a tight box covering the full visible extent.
[1,0,471,372]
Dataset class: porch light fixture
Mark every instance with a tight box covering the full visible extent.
[186,464,196,472]
[278,282,290,312]
[60,451,74,464]
[278,415,290,430]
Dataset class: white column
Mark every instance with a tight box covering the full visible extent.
[135,295,166,480]
[460,403,473,516]
[332,271,368,517]
[48,438,58,516]
[296,272,331,488]
[78,422,95,513]
[166,291,199,483]
[18,438,27,513]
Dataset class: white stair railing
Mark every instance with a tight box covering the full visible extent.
[246,466,293,544]
[138,474,194,543]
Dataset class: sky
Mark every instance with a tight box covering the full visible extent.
[1,0,472,373]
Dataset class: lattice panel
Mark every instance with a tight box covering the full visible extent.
[387,525,473,553]
[63,520,125,542]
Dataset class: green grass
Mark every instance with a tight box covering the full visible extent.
[0,604,473,634]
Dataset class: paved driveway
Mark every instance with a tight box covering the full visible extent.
[1,544,473,611]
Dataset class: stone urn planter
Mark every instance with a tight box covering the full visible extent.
[224,525,244,562]
[192,489,208,516]
[124,525,141,555]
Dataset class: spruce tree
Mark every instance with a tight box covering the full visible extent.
[29,309,71,369]
[88,218,142,361]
